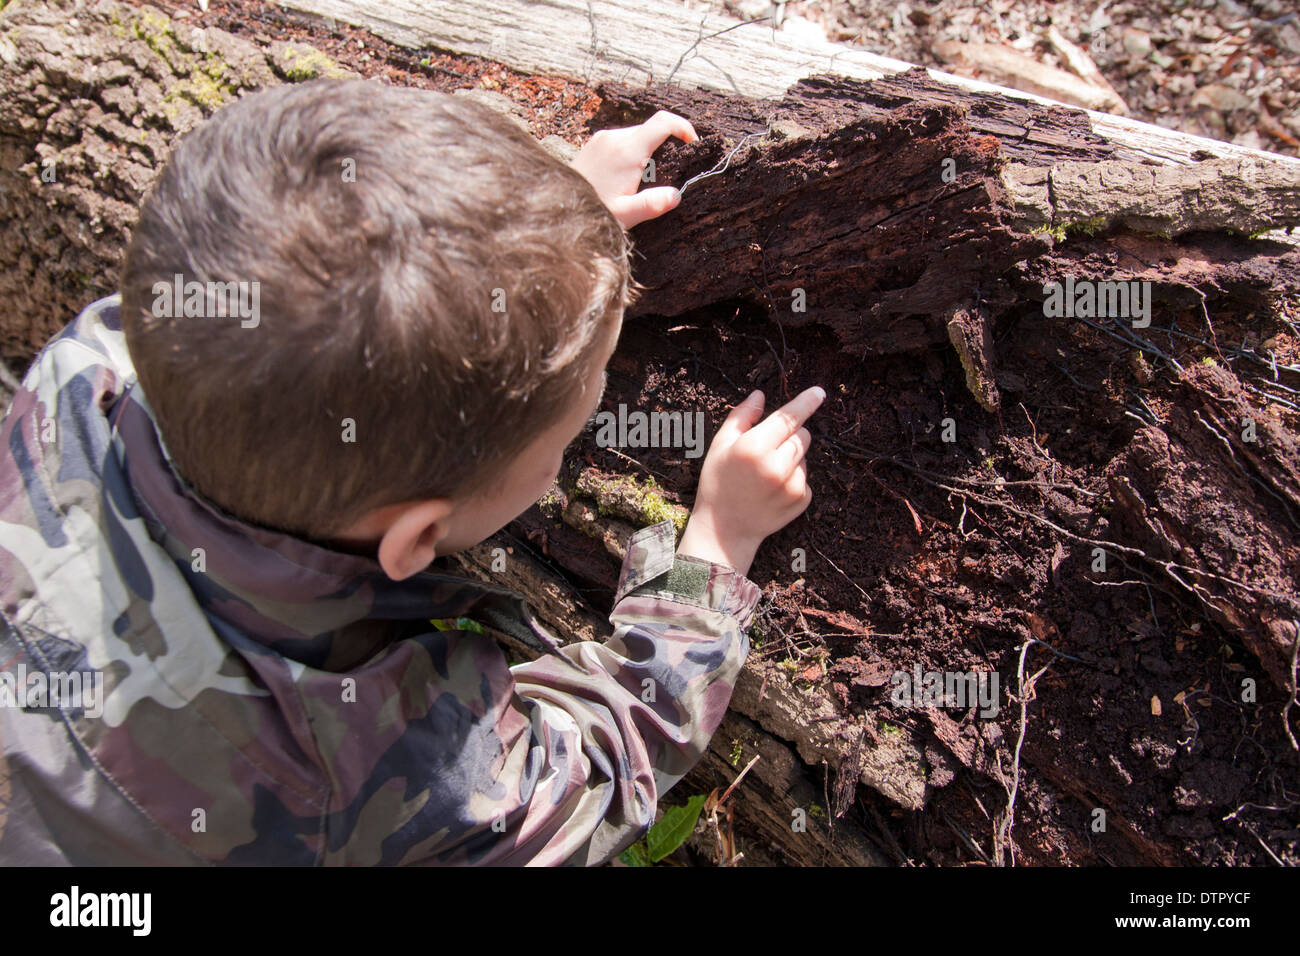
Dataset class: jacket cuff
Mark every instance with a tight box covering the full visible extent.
[613,520,762,630]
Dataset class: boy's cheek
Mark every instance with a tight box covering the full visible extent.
[532,463,561,505]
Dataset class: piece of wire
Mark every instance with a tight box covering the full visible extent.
[677,129,769,196]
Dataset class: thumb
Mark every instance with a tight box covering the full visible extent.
[714,390,766,447]
[609,187,681,228]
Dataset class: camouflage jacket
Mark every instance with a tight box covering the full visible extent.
[0,295,759,865]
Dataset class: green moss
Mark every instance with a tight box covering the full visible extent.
[278,44,350,81]
[639,489,687,534]
[126,8,238,114]
[132,9,179,65]
[593,474,688,535]
[1033,215,1111,243]
[729,739,744,767]
[1064,215,1109,238]
[808,803,826,820]
[169,68,233,111]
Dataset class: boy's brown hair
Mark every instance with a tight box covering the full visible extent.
[121,80,630,539]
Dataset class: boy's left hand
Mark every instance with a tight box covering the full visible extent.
[571,110,698,229]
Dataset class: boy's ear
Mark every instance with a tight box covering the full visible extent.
[376,499,456,581]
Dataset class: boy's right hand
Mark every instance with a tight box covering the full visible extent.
[677,386,826,578]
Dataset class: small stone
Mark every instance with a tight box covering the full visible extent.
[1122,27,1152,57]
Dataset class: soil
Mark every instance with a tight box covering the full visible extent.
[8,0,1298,866]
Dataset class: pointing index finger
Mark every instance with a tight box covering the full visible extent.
[749,386,826,449]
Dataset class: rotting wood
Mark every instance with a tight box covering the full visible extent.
[595,74,1300,364]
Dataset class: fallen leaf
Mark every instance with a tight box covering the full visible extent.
[1258,105,1300,147]
[1151,695,1162,716]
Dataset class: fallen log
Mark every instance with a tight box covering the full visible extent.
[597,74,1300,357]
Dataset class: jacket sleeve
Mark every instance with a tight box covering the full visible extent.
[497,519,760,865]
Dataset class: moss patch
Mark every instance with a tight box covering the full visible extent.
[269,43,352,81]
[576,470,689,534]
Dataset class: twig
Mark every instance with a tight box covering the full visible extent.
[993,639,1055,866]
[938,805,992,864]
[678,129,769,196]
[811,545,869,599]
[716,753,761,810]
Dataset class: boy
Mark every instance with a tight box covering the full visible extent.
[0,80,823,865]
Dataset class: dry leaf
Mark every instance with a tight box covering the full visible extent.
[1151,695,1162,716]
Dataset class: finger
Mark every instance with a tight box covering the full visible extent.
[608,187,682,228]
[779,427,812,471]
[713,389,766,446]
[633,110,698,156]
[787,466,811,508]
[748,385,826,449]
